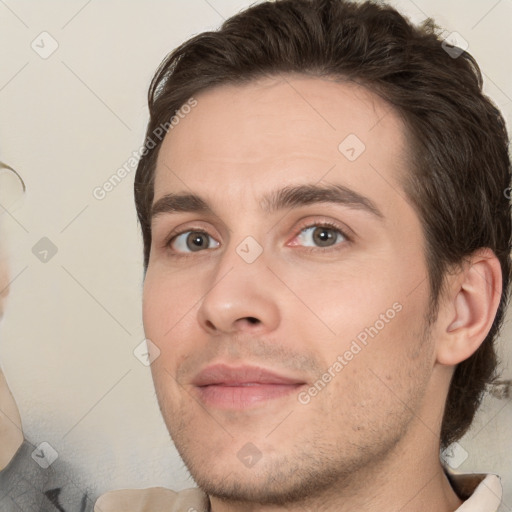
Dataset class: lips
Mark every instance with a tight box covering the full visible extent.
[192,364,306,409]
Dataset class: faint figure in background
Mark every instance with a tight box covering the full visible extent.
[0,161,96,511]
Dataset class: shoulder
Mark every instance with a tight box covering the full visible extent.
[447,471,503,512]
[94,486,210,512]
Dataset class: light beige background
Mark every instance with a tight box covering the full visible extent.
[0,0,511,505]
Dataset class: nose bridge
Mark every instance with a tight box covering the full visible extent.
[197,230,279,333]
[212,203,267,280]
[207,231,268,302]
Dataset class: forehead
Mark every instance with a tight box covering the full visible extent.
[154,75,408,208]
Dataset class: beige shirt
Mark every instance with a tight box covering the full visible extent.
[94,472,503,512]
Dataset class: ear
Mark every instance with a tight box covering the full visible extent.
[435,248,502,366]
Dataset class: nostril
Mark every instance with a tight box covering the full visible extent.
[246,317,260,324]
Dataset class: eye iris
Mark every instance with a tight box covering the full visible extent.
[186,231,208,251]
[313,227,336,246]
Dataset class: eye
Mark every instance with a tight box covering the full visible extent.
[168,230,220,253]
[292,222,348,249]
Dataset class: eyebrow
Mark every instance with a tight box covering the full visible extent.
[150,183,384,221]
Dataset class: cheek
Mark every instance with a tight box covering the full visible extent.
[142,276,166,341]
[314,299,432,425]
[289,265,430,378]
[143,268,196,336]
[279,261,411,347]
[142,268,206,379]
[143,276,188,410]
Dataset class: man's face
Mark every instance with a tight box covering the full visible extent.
[143,75,438,504]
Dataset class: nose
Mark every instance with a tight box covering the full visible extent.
[196,242,280,335]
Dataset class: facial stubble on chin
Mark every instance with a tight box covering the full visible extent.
[152,323,434,508]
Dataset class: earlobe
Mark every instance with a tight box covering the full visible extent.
[436,249,502,366]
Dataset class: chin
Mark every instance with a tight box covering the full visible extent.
[175,441,352,508]
[188,464,327,506]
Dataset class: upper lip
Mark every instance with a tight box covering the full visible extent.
[192,364,306,387]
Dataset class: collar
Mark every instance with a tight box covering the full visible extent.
[446,470,503,511]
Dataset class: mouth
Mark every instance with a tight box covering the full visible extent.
[191,364,307,409]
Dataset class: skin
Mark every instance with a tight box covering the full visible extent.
[142,75,501,511]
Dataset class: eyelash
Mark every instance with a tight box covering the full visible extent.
[163,220,351,257]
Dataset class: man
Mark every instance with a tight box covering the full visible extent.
[0,1,502,511]
[99,0,510,510]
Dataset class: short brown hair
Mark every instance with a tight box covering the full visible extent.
[134,0,511,449]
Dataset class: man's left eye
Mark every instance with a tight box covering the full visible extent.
[294,224,347,248]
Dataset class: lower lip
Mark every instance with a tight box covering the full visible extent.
[195,383,304,409]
